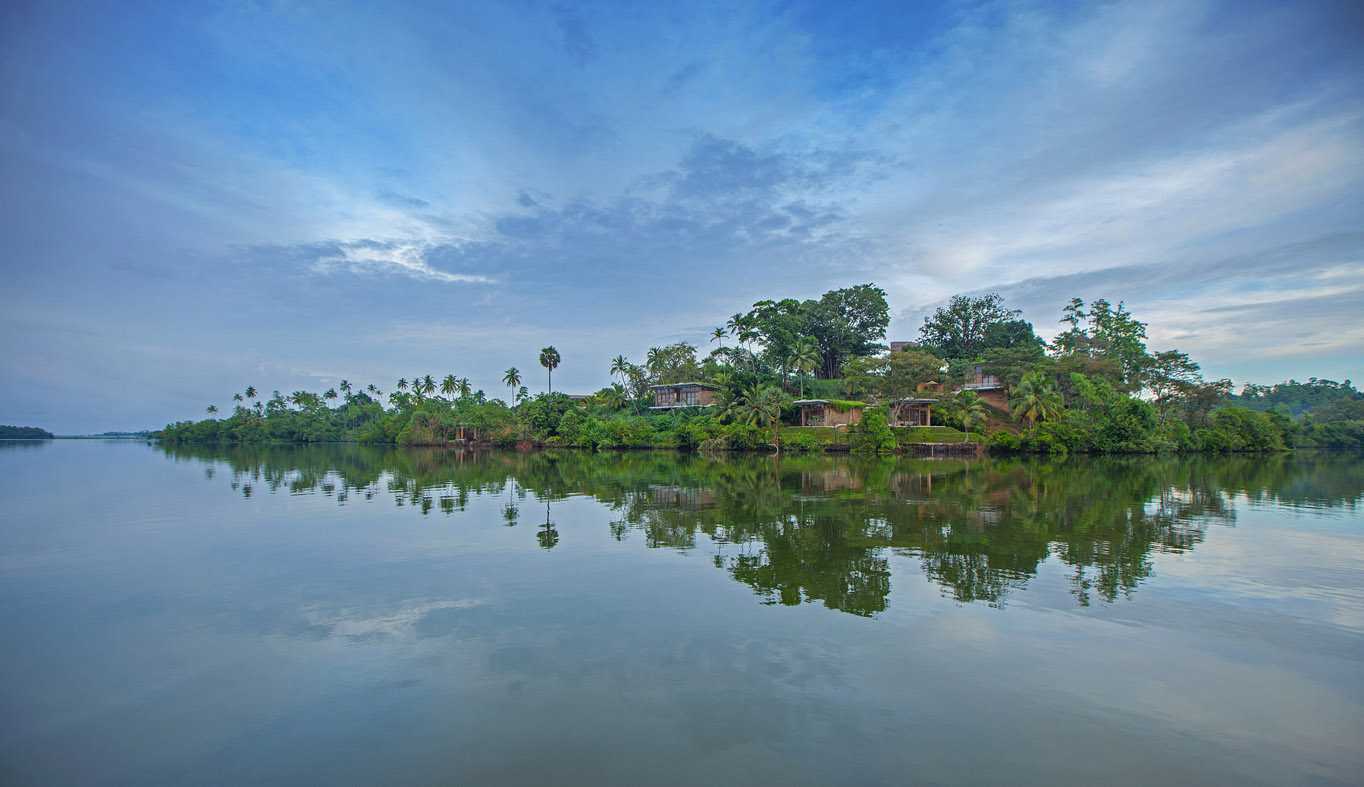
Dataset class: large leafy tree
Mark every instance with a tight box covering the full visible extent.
[804,284,890,378]
[918,293,1021,360]
[841,355,885,398]
[538,346,561,393]
[1050,297,1149,390]
[645,343,702,385]
[882,349,944,400]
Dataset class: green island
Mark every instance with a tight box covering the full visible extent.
[161,286,1364,454]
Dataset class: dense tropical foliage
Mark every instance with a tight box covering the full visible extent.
[161,283,1361,454]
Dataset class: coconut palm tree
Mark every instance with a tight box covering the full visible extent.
[233,393,244,403]
[711,327,727,350]
[396,378,409,392]
[609,354,640,413]
[206,405,218,416]
[502,367,522,402]
[955,390,988,435]
[725,384,787,451]
[598,383,627,410]
[244,386,257,400]
[789,336,821,397]
[323,388,338,403]
[457,377,472,399]
[339,379,351,397]
[1010,371,1063,427]
[539,346,561,393]
[441,374,458,399]
[421,375,436,397]
[609,354,631,385]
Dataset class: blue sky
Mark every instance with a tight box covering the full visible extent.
[2,0,1362,432]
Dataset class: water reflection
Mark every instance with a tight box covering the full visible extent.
[164,444,1364,615]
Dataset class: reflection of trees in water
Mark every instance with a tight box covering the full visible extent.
[165,444,1364,615]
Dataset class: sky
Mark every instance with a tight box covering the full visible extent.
[2,0,1362,433]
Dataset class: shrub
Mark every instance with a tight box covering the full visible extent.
[850,408,897,454]
[782,430,824,453]
[987,431,1022,453]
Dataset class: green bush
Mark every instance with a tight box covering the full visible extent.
[987,431,1022,453]
[782,430,824,453]
[850,408,897,454]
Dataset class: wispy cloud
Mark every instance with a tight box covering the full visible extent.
[2,0,1362,430]
[308,240,495,285]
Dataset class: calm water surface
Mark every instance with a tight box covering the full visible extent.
[2,441,1362,785]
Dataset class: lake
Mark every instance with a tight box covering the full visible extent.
[1,440,1361,785]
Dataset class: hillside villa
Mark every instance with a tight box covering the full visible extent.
[649,382,720,409]
[889,398,937,427]
[792,399,865,428]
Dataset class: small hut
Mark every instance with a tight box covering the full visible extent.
[889,398,937,427]
[793,399,865,428]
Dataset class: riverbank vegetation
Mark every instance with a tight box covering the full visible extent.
[161,284,1363,454]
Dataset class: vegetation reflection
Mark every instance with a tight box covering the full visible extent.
[165,445,1364,615]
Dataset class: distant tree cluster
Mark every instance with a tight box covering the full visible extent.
[0,425,54,439]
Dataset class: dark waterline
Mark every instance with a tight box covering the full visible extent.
[2,441,1361,785]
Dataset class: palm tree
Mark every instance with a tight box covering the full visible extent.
[396,378,409,392]
[422,374,436,397]
[597,384,627,411]
[609,354,631,384]
[726,313,745,346]
[339,379,351,397]
[1010,371,1063,427]
[441,374,458,399]
[233,393,244,403]
[503,367,522,402]
[956,390,988,435]
[789,336,821,397]
[610,354,639,413]
[323,388,338,403]
[244,386,257,400]
[206,405,218,416]
[539,346,561,393]
[457,377,472,399]
[725,384,786,451]
[711,327,727,350]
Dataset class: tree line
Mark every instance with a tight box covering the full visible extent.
[161,284,1362,453]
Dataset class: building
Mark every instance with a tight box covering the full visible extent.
[649,382,720,409]
[963,365,1003,391]
[889,341,914,353]
[889,397,937,427]
[792,399,865,427]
